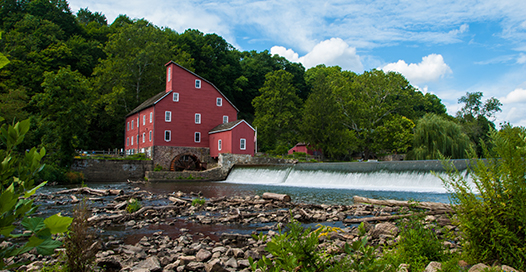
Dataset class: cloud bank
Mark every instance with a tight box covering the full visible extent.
[501,88,526,104]
[381,54,452,85]
[271,38,363,71]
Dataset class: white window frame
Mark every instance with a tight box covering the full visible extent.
[164,130,171,142]
[195,79,201,89]
[218,139,222,151]
[131,120,134,129]
[194,132,201,143]
[149,130,152,142]
[223,116,228,124]
[240,138,246,150]
[216,98,222,106]
[127,122,129,131]
[137,118,139,128]
[195,113,201,124]
[165,111,172,122]
[142,132,145,143]
[168,67,171,82]
[131,136,134,145]
[173,92,179,102]
[127,137,129,146]
[143,115,145,126]
[149,112,153,123]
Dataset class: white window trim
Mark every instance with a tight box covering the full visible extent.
[143,115,145,126]
[131,120,134,129]
[149,130,152,142]
[127,122,129,131]
[240,138,246,150]
[195,113,201,124]
[127,137,129,146]
[142,132,145,143]
[173,92,179,102]
[216,98,222,106]
[149,112,153,123]
[165,111,172,122]
[168,67,171,82]
[164,130,171,142]
[218,139,222,151]
[131,136,134,145]
[195,79,201,89]
[137,118,139,128]
[223,116,228,124]
[194,132,201,143]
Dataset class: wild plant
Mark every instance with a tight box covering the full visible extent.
[126,198,142,213]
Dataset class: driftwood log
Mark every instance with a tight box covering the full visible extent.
[353,196,452,211]
[56,187,122,196]
[262,192,291,202]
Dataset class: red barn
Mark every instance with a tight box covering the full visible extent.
[209,120,256,158]
[288,143,322,156]
[124,61,255,170]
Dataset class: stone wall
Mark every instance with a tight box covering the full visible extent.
[145,167,224,182]
[152,146,215,170]
[71,159,153,182]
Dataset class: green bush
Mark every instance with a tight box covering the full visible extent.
[0,117,72,269]
[440,127,526,269]
[381,213,448,271]
[126,198,142,213]
[191,198,205,207]
[153,164,163,171]
[37,164,67,184]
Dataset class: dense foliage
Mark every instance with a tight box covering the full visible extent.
[0,0,508,165]
[440,126,526,269]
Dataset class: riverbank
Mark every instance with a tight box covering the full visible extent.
[9,186,520,272]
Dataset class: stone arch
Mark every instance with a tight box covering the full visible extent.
[170,153,205,171]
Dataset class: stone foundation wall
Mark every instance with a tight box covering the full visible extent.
[145,167,224,182]
[71,159,153,182]
[152,146,215,170]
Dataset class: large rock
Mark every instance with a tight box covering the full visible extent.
[133,256,161,272]
[97,256,122,271]
[369,222,399,239]
[424,261,442,272]
[196,249,212,262]
[468,263,489,272]
[204,259,227,272]
[186,261,205,270]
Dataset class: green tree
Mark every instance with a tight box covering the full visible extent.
[410,113,473,160]
[34,67,91,168]
[252,70,303,153]
[373,115,415,154]
[456,92,502,156]
[301,67,357,159]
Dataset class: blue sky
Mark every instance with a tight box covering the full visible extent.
[68,0,526,127]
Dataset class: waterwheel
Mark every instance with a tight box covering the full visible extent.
[170,153,204,171]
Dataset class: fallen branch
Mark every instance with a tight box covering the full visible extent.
[262,192,291,202]
[353,196,452,211]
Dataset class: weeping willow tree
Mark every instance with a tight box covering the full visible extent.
[409,114,473,160]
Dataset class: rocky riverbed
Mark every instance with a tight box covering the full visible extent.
[5,185,521,272]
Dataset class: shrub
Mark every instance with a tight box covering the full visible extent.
[126,198,142,213]
[153,164,163,171]
[0,117,72,269]
[440,128,526,269]
[191,198,205,207]
[64,199,99,272]
[64,171,84,184]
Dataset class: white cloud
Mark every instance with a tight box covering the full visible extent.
[271,38,363,71]
[500,88,526,104]
[518,53,526,64]
[381,54,452,85]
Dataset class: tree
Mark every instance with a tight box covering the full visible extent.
[301,68,357,159]
[252,70,302,153]
[456,92,502,156]
[409,114,473,160]
[373,115,415,154]
[34,67,91,168]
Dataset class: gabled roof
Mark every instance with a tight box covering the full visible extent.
[126,91,170,117]
[165,61,239,112]
[209,119,255,134]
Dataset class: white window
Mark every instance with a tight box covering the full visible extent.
[240,138,246,150]
[195,79,201,89]
[127,122,129,131]
[143,115,145,126]
[194,132,201,143]
[131,136,134,145]
[168,67,171,82]
[127,137,129,146]
[165,130,171,142]
[137,118,139,127]
[223,116,228,124]
[149,130,152,142]
[173,92,179,102]
[218,139,222,151]
[142,132,145,143]
[216,98,222,106]
[165,111,171,122]
[195,113,201,124]
[131,120,134,129]
[149,112,153,123]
